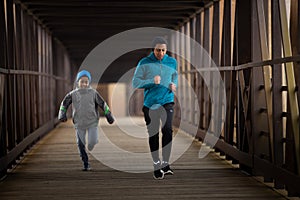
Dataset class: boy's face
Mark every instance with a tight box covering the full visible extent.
[78,76,89,88]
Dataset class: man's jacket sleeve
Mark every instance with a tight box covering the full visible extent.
[172,60,178,87]
[132,63,155,89]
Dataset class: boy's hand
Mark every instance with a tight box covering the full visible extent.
[60,118,68,122]
[59,117,67,122]
[105,112,115,124]
[58,111,67,122]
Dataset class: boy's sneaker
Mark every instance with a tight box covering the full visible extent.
[153,161,164,180]
[162,165,174,175]
[88,144,94,151]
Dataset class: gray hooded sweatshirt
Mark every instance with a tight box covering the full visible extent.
[58,87,110,129]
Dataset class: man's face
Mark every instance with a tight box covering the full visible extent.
[154,44,167,61]
[78,76,89,88]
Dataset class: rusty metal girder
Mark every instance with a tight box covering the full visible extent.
[256,0,274,162]
[279,0,300,175]
[271,0,284,189]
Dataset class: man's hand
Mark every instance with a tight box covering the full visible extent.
[154,75,161,84]
[169,83,176,92]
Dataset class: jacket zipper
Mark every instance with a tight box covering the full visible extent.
[159,60,162,76]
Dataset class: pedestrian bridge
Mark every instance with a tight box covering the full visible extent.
[1,0,300,199]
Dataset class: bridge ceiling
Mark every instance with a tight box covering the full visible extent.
[19,0,211,81]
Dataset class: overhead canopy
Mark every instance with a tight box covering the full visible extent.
[19,0,211,82]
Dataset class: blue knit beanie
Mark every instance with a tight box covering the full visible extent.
[76,70,91,82]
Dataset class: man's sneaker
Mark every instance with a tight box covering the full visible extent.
[162,165,174,175]
[82,163,91,171]
[153,161,164,180]
[153,169,164,179]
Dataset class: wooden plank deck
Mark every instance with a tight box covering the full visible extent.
[0,117,290,200]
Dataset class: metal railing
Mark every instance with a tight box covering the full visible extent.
[173,55,300,196]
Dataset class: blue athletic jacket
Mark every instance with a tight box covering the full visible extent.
[132,52,178,109]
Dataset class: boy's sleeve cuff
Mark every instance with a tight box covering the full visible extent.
[104,104,110,115]
[60,106,67,112]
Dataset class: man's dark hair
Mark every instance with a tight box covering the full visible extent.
[152,36,168,48]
